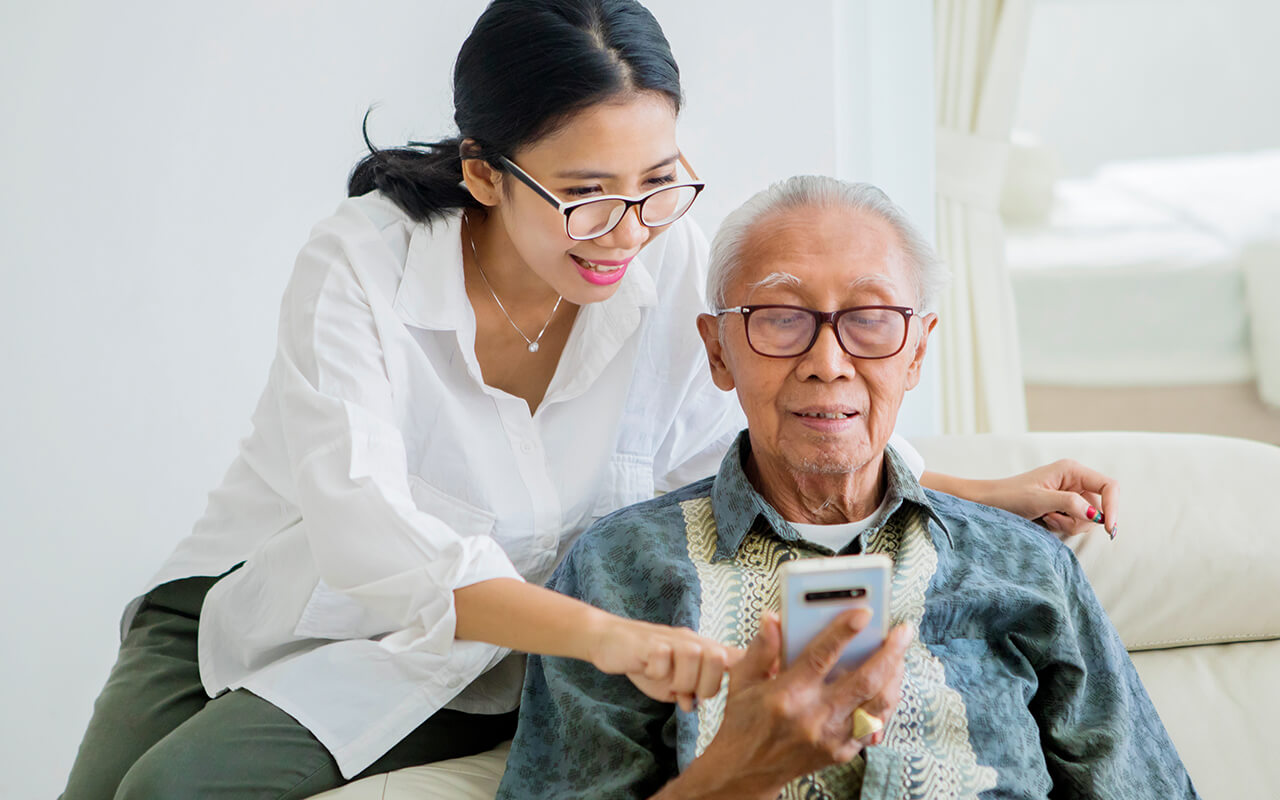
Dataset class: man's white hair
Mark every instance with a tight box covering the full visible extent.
[706,175,949,314]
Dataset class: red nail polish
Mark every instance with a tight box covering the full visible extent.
[1086,506,1104,524]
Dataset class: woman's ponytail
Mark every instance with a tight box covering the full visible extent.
[347,135,480,223]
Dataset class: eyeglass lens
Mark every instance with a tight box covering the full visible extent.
[566,185,700,239]
[746,307,907,357]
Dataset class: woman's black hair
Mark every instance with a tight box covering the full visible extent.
[347,0,682,223]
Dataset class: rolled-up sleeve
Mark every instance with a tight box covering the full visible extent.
[272,217,522,651]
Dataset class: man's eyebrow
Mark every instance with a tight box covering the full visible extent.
[748,271,804,293]
[848,274,896,291]
[554,154,680,180]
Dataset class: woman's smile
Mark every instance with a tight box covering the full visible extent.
[570,254,633,285]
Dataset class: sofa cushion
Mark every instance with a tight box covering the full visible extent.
[311,740,508,799]
[1131,639,1280,799]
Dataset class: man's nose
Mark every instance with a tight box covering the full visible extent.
[796,322,857,381]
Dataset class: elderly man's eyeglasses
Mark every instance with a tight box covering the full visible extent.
[716,304,916,359]
[498,154,705,241]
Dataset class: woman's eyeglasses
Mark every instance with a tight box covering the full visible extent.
[715,304,916,359]
[498,154,705,241]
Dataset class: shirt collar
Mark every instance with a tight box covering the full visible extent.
[708,430,951,561]
[392,213,469,331]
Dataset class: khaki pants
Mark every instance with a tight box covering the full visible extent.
[60,575,517,800]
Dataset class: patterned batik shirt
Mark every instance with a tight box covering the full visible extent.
[497,432,1201,800]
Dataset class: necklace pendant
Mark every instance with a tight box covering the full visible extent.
[527,342,540,353]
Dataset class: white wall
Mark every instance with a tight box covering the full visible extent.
[1015,0,1280,176]
[0,1,934,795]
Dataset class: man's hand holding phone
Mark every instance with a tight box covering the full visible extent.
[666,608,913,800]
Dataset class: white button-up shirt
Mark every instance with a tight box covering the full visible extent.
[132,192,923,777]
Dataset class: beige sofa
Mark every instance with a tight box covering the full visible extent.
[320,431,1280,799]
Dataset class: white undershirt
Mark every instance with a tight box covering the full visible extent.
[789,493,892,553]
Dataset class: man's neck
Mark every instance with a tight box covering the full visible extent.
[746,450,886,525]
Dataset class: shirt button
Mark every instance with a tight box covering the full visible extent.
[520,441,535,454]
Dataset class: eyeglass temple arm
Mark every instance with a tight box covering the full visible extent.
[497,156,563,209]
[678,153,700,182]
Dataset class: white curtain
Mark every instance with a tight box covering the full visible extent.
[934,0,1032,433]
[1243,239,1280,408]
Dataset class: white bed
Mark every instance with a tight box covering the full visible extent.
[1006,149,1280,406]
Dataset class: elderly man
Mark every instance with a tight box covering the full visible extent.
[496,177,1199,799]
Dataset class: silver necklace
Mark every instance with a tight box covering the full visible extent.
[465,219,563,354]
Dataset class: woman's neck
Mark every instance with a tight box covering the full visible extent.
[464,210,562,309]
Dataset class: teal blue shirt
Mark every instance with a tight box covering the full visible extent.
[498,433,1200,799]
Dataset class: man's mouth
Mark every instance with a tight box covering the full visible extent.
[796,411,858,420]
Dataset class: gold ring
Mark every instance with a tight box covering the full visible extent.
[851,707,884,740]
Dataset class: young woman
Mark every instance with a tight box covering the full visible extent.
[60,1,1118,797]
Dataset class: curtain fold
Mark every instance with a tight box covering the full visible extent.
[1243,240,1280,408]
[934,0,1032,433]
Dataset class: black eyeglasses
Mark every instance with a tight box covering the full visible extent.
[715,304,916,359]
[497,154,705,240]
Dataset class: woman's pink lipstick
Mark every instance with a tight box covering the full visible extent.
[572,255,631,286]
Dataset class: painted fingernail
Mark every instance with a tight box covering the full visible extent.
[1108,524,1118,540]
[1086,506,1104,524]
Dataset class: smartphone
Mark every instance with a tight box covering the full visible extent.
[779,555,891,677]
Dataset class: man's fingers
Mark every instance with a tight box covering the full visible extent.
[790,607,872,685]
[831,622,912,713]
[730,612,781,692]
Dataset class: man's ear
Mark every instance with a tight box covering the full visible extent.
[696,313,737,392]
[459,140,502,207]
[904,312,937,390]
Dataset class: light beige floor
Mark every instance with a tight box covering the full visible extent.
[1026,382,1280,446]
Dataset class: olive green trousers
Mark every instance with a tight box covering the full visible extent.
[59,576,518,800]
